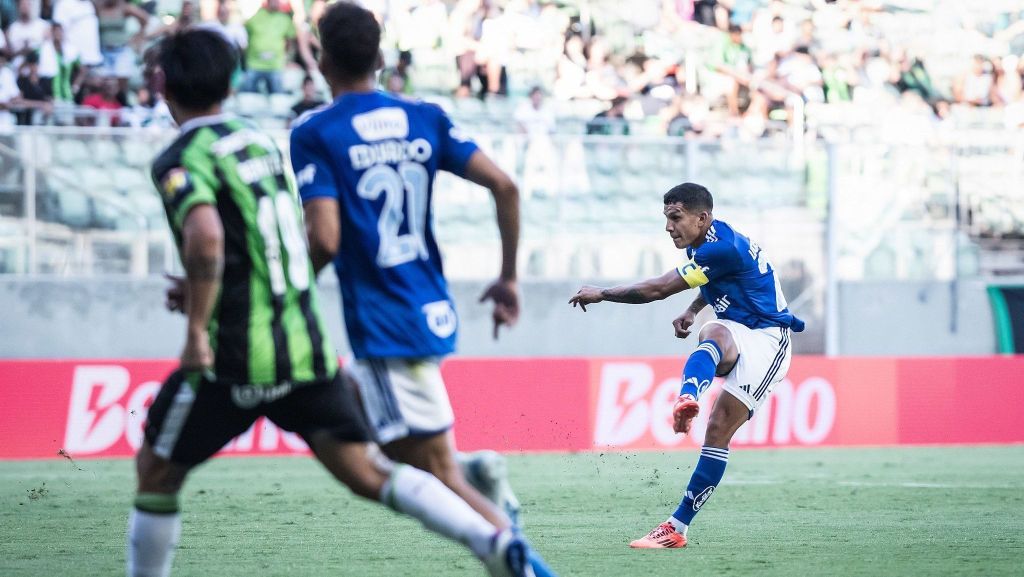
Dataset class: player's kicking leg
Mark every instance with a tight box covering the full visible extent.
[631,321,791,549]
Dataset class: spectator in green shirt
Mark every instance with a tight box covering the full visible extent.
[709,24,753,116]
[242,0,295,94]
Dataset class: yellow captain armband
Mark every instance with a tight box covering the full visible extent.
[676,260,710,288]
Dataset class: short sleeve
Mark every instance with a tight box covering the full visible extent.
[154,147,219,231]
[290,123,339,203]
[435,107,479,177]
[676,242,739,288]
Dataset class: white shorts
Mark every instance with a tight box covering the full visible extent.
[345,357,455,444]
[705,319,793,415]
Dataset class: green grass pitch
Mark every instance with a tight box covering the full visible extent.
[2,446,1023,576]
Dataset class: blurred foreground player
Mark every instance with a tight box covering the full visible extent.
[292,2,526,534]
[570,183,805,548]
[129,28,547,577]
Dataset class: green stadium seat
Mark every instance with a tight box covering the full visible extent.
[53,188,91,228]
[92,139,120,166]
[54,139,89,165]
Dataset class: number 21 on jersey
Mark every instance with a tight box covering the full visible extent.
[357,161,430,269]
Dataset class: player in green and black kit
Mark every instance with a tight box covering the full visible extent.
[127,28,547,577]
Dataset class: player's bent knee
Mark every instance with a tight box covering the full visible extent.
[698,324,733,351]
[698,324,739,367]
[135,444,189,494]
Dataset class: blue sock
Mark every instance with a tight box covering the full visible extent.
[680,340,721,400]
[671,446,729,527]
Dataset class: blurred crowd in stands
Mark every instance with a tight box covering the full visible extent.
[1,0,1024,137]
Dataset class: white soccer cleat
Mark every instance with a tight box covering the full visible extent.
[459,450,523,527]
[483,528,536,577]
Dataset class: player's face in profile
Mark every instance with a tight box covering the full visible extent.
[663,202,706,249]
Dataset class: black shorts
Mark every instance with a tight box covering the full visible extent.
[144,370,370,466]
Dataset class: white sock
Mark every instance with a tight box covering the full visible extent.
[380,465,497,558]
[667,516,688,535]
[127,509,181,577]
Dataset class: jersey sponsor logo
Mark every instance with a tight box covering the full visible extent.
[713,295,731,313]
[230,382,294,409]
[160,168,191,200]
[422,300,457,339]
[352,107,409,141]
[692,486,715,511]
[349,138,432,170]
[295,163,317,188]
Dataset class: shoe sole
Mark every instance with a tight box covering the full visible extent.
[674,402,700,433]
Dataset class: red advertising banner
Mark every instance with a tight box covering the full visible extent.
[0,357,1022,460]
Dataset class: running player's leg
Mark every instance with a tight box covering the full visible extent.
[269,375,554,577]
[348,358,514,529]
[385,432,511,529]
[129,371,257,577]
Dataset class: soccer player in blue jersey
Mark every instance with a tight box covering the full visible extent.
[290,4,553,575]
[570,182,805,548]
[132,28,545,577]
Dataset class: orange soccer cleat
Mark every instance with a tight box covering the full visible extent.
[629,522,687,549]
[672,395,700,434]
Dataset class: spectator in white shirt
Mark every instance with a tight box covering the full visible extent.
[52,0,102,67]
[514,86,557,198]
[7,0,50,69]
[211,0,247,52]
[0,52,23,127]
[514,85,556,138]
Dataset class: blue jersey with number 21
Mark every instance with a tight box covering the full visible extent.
[290,91,479,359]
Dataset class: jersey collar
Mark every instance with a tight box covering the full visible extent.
[177,112,234,135]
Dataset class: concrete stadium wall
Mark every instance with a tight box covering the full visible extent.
[838,280,1000,356]
[0,278,1007,358]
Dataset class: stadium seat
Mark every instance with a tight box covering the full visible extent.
[53,139,89,165]
[92,139,121,166]
[53,188,91,228]
[235,93,270,117]
[81,167,115,195]
[269,93,296,118]
[112,168,151,197]
[282,68,306,94]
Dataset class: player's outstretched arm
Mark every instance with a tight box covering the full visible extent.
[304,198,341,276]
[180,204,223,370]
[463,151,520,339]
[672,294,708,338]
[569,269,689,311]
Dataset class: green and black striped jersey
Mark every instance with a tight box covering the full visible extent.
[152,115,337,387]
